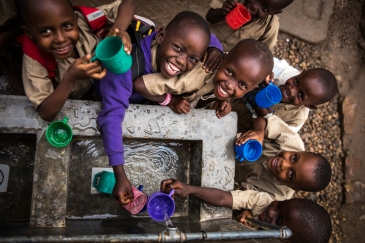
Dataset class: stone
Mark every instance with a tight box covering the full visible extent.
[342,95,357,134]
[345,156,363,181]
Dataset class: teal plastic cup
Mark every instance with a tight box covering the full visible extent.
[91,36,132,74]
[46,117,73,147]
[255,83,282,108]
[92,171,116,194]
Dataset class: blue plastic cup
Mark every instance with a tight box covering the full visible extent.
[235,140,262,162]
[137,185,148,213]
[91,36,132,74]
[147,189,175,221]
[255,83,282,108]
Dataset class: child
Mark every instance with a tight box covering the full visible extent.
[160,181,331,243]
[238,199,331,243]
[96,11,223,206]
[206,0,294,51]
[133,38,274,118]
[234,57,338,132]
[15,0,136,121]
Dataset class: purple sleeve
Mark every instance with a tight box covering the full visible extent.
[97,70,133,167]
[209,33,223,52]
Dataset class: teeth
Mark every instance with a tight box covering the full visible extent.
[219,85,228,95]
[55,44,71,52]
[167,62,180,74]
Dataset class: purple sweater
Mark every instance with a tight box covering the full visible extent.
[98,32,222,167]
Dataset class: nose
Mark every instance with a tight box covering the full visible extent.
[54,30,66,43]
[176,55,187,69]
[288,82,297,98]
[267,207,278,224]
[280,158,291,171]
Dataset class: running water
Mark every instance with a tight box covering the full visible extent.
[164,210,174,228]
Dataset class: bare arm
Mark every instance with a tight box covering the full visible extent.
[206,0,236,24]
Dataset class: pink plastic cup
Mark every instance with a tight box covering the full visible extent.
[225,3,251,30]
[122,186,147,214]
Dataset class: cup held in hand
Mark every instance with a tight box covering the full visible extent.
[235,140,262,162]
[255,83,282,108]
[147,189,175,221]
[122,186,148,214]
[91,36,132,74]
[225,4,251,30]
[46,117,73,147]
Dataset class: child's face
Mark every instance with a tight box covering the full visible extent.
[155,26,209,79]
[23,0,79,59]
[244,0,286,21]
[280,70,324,108]
[258,199,302,242]
[213,53,266,100]
[267,151,318,189]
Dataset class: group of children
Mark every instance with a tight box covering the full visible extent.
[1,0,339,242]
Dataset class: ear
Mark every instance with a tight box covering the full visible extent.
[155,27,166,44]
[304,104,318,109]
[264,72,274,85]
[21,25,34,41]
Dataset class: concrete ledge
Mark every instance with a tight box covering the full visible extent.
[0,95,237,226]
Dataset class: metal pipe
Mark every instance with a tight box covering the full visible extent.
[0,224,291,242]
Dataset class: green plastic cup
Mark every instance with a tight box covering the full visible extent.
[46,117,73,147]
[91,36,132,74]
[92,171,116,194]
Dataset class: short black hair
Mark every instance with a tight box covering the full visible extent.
[15,0,73,25]
[299,152,332,192]
[165,11,211,43]
[289,199,332,243]
[309,68,338,104]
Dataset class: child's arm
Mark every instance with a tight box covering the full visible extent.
[212,99,232,119]
[206,0,236,24]
[161,179,233,208]
[106,0,137,55]
[237,209,253,226]
[38,55,106,121]
[113,165,133,205]
[236,116,266,145]
[202,34,224,73]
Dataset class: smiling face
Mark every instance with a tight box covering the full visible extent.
[155,26,209,79]
[213,52,269,100]
[243,0,292,21]
[267,151,318,189]
[23,0,79,59]
[280,70,325,108]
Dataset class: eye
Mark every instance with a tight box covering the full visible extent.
[294,77,299,85]
[292,154,297,163]
[189,57,198,63]
[238,82,247,89]
[289,170,294,180]
[298,92,304,100]
[64,23,73,29]
[173,45,182,52]
[40,29,52,35]
[262,5,269,13]
[226,68,233,77]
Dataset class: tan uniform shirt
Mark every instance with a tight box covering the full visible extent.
[231,190,273,219]
[0,0,17,28]
[209,0,279,51]
[142,62,215,105]
[22,1,121,109]
[233,115,304,210]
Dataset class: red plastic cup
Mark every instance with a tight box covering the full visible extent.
[225,3,251,30]
[122,186,147,214]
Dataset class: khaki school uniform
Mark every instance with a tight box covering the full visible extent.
[0,0,17,30]
[142,62,215,107]
[209,0,279,51]
[233,115,304,212]
[22,1,121,109]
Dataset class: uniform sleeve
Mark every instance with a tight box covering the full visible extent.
[231,190,274,219]
[209,0,225,9]
[209,33,223,51]
[22,55,54,109]
[258,16,279,49]
[263,115,305,157]
[97,0,122,24]
[97,70,133,167]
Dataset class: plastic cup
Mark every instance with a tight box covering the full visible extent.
[147,189,175,221]
[122,186,148,214]
[255,83,282,108]
[46,117,73,147]
[225,3,251,30]
[92,171,116,194]
[91,36,132,74]
[235,140,262,162]
[137,185,148,213]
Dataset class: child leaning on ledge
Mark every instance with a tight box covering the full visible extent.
[206,0,294,51]
[134,39,274,118]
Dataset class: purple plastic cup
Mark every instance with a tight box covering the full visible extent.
[147,189,175,221]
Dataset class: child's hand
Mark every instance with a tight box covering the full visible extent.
[66,55,106,82]
[202,48,223,73]
[213,100,232,118]
[160,178,190,197]
[168,96,191,114]
[107,28,132,55]
[113,177,134,205]
[235,129,264,145]
[221,0,237,15]
[237,209,253,226]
